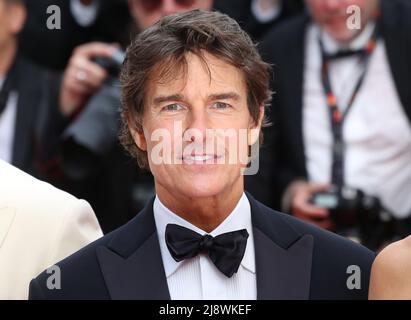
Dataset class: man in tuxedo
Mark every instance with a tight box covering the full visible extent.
[247,0,411,248]
[0,159,102,299]
[30,9,374,300]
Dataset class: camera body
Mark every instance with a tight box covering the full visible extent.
[92,49,125,77]
[310,186,381,229]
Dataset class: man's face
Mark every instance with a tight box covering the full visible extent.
[0,0,26,51]
[131,52,263,200]
[129,0,213,30]
[306,0,379,43]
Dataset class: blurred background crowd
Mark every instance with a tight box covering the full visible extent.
[1,0,411,251]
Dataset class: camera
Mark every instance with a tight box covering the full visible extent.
[310,185,381,229]
[92,49,125,77]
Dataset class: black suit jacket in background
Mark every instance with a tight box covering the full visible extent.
[19,0,131,70]
[3,54,59,177]
[245,0,411,210]
[29,193,375,300]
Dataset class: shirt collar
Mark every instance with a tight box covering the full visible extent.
[251,0,282,24]
[318,21,377,55]
[153,192,255,278]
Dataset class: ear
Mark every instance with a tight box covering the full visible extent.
[8,3,26,35]
[128,115,147,151]
[248,106,265,146]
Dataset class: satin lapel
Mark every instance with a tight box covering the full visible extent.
[96,198,170,300]
[247,192,313,299]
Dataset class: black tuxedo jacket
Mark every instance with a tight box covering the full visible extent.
[4,54,59,177]
[245,0,411,209]
[29,193,374,300]
[19,0,131,70]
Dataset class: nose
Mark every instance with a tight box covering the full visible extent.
[184,106,209,144]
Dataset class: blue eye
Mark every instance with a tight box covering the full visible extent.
[162,103,183,112]
[213,102,230,109]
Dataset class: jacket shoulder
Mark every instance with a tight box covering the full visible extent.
[0,160,89,219]
[29,231,117,300]
[258,13,309,61]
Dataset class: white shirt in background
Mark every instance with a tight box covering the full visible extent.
[251,0,282,23]
[0,77,18,164]
[70,0,100,27]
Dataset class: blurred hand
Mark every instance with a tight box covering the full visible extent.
[59,42,118,117]
[289,182,335,230]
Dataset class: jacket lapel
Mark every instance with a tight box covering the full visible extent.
[12,58,38,171]
[96,198,170,300]
[247,192,313,299]
[0,207,16,248]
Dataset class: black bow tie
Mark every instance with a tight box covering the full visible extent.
[165,224,249,278]
[324,48,365,61]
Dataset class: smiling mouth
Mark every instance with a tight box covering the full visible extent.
[181,154,223,163]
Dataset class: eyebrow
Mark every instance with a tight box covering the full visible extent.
[152,92,241,106]
[208,92,241,102]
[153,94,184,106]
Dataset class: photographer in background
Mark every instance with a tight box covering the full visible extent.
[39,42,134,234]
[40,0,214,233]
[249,0,411,250]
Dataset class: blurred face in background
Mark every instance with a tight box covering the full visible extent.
[0,0,26,52]
[306,0,379,43]
[129,0,213,30]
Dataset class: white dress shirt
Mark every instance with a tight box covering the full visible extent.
[303,22,411,218]
[70,0,100,27]
[0,77,18,164]
[251,0,282,24]
[153,193,257,300]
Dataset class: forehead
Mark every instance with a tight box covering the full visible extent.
[145,52,247,102]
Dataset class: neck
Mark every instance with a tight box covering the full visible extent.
[0,40,17,77]
[156,180,244,233]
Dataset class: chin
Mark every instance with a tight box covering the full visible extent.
[177,177,229,199]
[326,26,360,44]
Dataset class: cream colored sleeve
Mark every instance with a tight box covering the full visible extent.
[45,199,103,268]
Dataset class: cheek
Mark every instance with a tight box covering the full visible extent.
[0,22,9,39]
[144,120,177,162]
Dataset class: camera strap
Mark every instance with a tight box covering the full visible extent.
[319,25,379,187]
[0,55,20,117]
